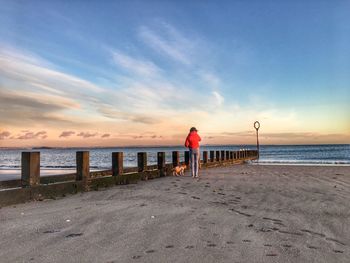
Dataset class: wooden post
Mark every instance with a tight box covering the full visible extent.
[203,151,208,163]
[225,151,230,160]
[112,152,123,176]
[184,151,190,165]
[172,151,179,167]
[157,152,165,177]
[137,152,147,172]
[76,151,90,190]
[216,151,220,162]
[76,151,89,181]
[221,150,225,161]
[21,152,40,187]
[230,151,233,160]
[234,151,238,159]
[210,151,215,162]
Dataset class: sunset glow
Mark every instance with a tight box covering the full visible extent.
[0,1,349,147]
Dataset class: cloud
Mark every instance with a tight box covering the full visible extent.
[261,132,350,139]
[0,47,104,93]
[201,72,221,88]
[0,89,81,127]
[101,133,110,138]
[212,91,224,106]
[97,103,159,124]
[59,131,76,138]
[111,51,160,77]
[77,132,98,138]
[0,131,11,140]
[16,131,48,140]
[138,23,193,65]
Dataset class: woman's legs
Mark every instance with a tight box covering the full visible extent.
[190,148,200,177]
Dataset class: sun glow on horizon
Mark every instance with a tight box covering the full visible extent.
[0,1,349,147]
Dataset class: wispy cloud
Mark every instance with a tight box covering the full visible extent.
[212,91,224,106]
[138,23,193,65]
[59,131,76,138]
[101,133,110,138]
[77,132,98,138]
[111,51,161,77]
[16,131,48,140]
[0,47,104,93]
[0,131,11,140]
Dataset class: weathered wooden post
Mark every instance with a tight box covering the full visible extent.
[76,151,90,190]
[137,152,147,172]
[215,151,220,162]
[210,151,215,162]
[225,151,230,160]
[112,152,123,176]
[184,151,190,166]
[203,151,208,164]
[172,151,179,167]
[230,151,233,160]
[157,152,166,177]
[221,150,225,161]
[21,152,40,187]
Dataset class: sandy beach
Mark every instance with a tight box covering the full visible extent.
[0,164,349,263]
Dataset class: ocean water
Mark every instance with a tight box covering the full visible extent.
[0,145,349,179]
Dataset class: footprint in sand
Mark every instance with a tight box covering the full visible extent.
[132,255,142,259]
[242,240,252,243]
[185,245,194,249]
[43,230,60,234]
[191,196,201,200]
[264,244,273,247]
[325,237,346,246]
[266,253,278,257]
[282,244,292,248]
[333,250,344,253]
[145,250,156,254]
[165,245,174,248]
[307,245,318,249]
[65,233,83,238]
[226,241,234,244]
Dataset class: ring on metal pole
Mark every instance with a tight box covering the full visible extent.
[254,121,260,131]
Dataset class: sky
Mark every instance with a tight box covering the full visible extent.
[0,0,349,147]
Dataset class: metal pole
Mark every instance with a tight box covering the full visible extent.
[254,121,260,159]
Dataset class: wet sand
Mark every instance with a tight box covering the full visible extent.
[0,164,349,263]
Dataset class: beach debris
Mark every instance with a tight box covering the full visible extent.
[66,219,71,222]
[151,215,155,219]
[21,212,25,215]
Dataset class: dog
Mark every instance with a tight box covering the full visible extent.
[172,164,187,176]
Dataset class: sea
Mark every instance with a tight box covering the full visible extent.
[0,144,349,181]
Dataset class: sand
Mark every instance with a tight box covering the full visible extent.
[0,164,349,263]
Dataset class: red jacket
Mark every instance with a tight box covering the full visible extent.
[185,131,201,149]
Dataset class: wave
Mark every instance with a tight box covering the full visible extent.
[254,159,350,165]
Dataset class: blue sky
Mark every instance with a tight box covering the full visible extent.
[0,0,349,146]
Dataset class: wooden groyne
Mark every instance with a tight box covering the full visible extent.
[0,149,258,207]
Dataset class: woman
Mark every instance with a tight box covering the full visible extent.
[184,127,201,178]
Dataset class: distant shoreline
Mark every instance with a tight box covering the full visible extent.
[0,143,349,150]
